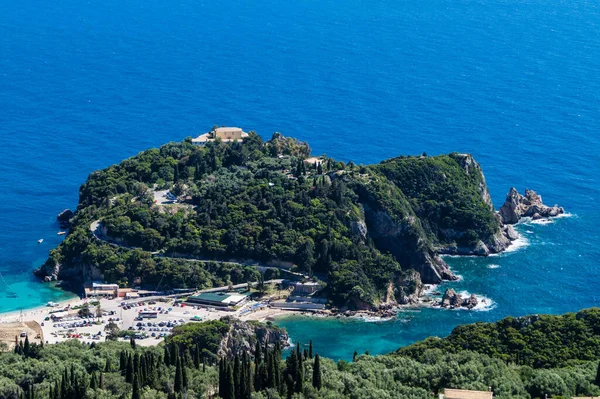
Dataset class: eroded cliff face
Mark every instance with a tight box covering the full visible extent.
[453,154,494,210]
[218,318,289,359]
[361,204,456,285]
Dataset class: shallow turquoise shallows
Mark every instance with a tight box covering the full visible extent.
[0,0,598,358]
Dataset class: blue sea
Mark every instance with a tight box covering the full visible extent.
[1,0,599,359]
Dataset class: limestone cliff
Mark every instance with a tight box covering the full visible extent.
[218,317,289,359]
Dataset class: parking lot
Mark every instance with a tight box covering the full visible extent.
[40,297,243,346]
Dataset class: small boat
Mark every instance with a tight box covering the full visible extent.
[38,239,44,244]
[57,231,66,235]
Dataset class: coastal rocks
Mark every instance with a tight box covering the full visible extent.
[33,257,61,281]
[504,225,519,241]
[440,289,479,310]
[217,317,289,359]
[394,270,424,305]
[441,288,462,308]
[498,188,564,225]
[57,209,74,228]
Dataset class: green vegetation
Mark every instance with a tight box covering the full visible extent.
[398,308,600,369]
[4,310,600,398]
[46,132,501,307]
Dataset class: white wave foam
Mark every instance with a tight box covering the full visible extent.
[530,218,553,225]
[520,212,576,226]
[455,291,496,312]
[487,264,500,269]
[422,284,440,296]
[357,315,392,323]
[494,233,529,255]
[555,212,575,219]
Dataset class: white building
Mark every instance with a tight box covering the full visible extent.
[440,389,493,399]
[192,127,249,146]
[85,282,119,298]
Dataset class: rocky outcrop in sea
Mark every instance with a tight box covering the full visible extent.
[439,288,478,310]
[57,209,74,229]
[498,188,564,224]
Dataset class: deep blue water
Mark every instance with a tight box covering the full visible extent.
[1,0,599,358]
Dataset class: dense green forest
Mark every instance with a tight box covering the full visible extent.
[4,309,600,399]
[44,132,502,307]
[398,307,600,369]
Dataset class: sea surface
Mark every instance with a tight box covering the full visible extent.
[1,0,599,359]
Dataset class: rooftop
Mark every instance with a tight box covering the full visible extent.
[188,291,251,306]
[442,389,493,399]
[192,126,249,145]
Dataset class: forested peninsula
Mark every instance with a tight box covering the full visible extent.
[40,131,520,308]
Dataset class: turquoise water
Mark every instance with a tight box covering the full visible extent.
[0,0,599,358]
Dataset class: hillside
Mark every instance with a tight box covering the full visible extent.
[398,307,600,369]
[3,309,600,398]
[40,131,512,308]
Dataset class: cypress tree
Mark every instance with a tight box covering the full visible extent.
[194,344,200,369]
[218,358,224,398]
[245,354,253,399]
[274,355,281,394]
[317,162,323,174]
[240,356,247,399]
[164,345,171,366]
[130,336,136,350]
[89,372,98,390]
[227,364,235,399]
[60,369,67,399]
[173,164,180,182]
[295,352,303,393]
[267,352,275,388]
[353,351,358,362]
[126,354,134,383]
[139,355,147,386]
[133,353,140,380]
[303,348,308,360]
[255,340,262,369]
[131,373,141,399]
[309,340,313,359]
[182,356,188,391]
[120,351,128,371]
[174,355,183,393]
[171,343,179,367]
[312,354,322,390]
[105,358,111,372]
[255,362,263,392]
[234,355,241,399]
[24,335,30,356]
